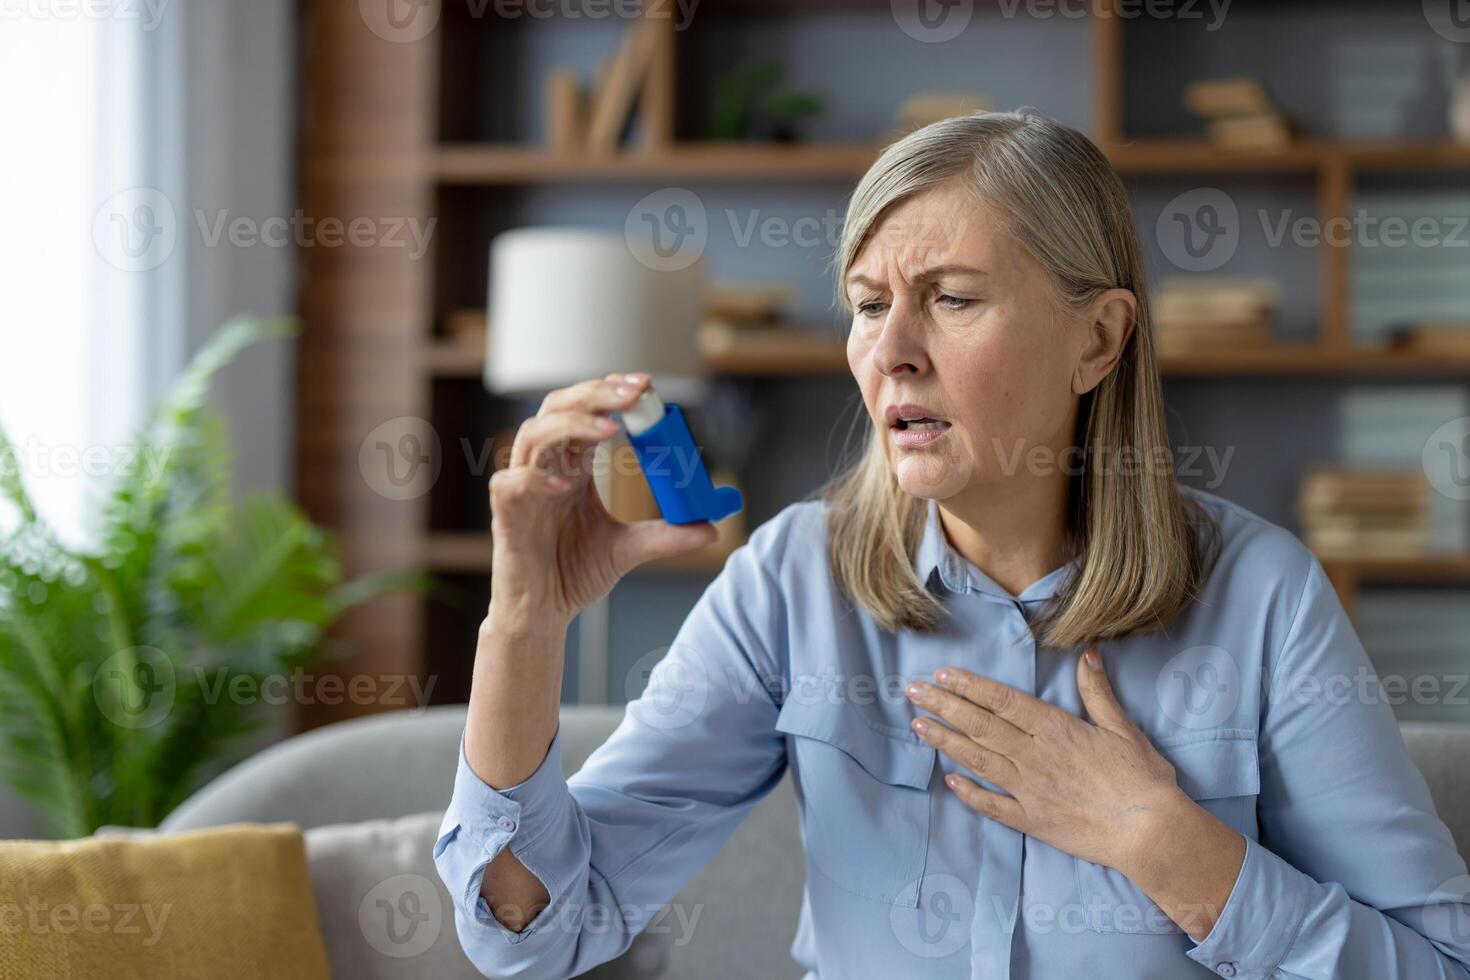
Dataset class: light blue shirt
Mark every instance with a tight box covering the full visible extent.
[434,489,1470,979]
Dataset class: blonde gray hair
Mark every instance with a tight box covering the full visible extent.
[820,109,1218,647]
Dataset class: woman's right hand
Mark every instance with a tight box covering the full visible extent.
[487,371,720,632]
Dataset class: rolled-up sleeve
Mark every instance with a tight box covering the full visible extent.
[433,520,792,979]
[433,728,579,945]
[1186,556,1470,979]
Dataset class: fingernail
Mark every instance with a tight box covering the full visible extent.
[614,385,633,397]
[597,417,619,432]
[911,717,928,734]
[945,774,959,789]
[623,372,648,383]
[905,683,924,702]
[1084,648,1102,671]
[935,669,950,685]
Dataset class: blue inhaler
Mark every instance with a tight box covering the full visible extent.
[620,386,743,525]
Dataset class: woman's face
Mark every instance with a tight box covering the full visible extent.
[845,180,1121,503]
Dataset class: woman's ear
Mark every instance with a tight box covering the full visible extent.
[1071,288,1137,395]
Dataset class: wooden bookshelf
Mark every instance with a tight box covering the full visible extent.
[1321,555,1470,622]
[298,0,1470,719]
[426,326,1470,381]
[423,140,1470,186]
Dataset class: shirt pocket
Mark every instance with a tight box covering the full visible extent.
[1074,730,1259,935]
[775,699,937,907]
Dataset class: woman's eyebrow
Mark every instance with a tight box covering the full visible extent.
[846,265,988,291]
[912,264,988,283]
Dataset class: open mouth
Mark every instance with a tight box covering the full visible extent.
[892,417,952,432]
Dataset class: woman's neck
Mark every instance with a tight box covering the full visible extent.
[936,467,1075,598]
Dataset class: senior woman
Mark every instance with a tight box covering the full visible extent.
[433,111,1470,979]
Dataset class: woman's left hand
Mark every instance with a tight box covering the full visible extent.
[905,646,1186,876]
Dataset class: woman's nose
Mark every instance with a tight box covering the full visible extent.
[872,302,931,377]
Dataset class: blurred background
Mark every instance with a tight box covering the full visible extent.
[2,0,1470,840]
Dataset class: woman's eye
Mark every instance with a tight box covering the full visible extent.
[936,293,972,311]
[856,301,887,317]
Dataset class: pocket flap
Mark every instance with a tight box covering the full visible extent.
[775,700,936,790]
[1157,731,1260,800]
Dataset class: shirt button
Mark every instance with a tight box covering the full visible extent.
[496,815,517,833]
[1216,963,1237,978]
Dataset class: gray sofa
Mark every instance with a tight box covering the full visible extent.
[161,706,1470,979]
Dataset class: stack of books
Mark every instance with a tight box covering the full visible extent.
[1184,78,1296,150]
[1298,467,1432,557]
[1152,278,1277,354]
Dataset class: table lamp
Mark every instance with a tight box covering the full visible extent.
[485,227,707,401]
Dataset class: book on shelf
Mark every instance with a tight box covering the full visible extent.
[586,16,663,154]
[1153,278,1278,352]
[1183,77,1270,118]
[1207,112,1295,150]
[1298,467,1434,558]
[1183,77,1295,149]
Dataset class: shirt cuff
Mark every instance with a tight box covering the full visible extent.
[1186,836,1312,979]
[432,727,571,943]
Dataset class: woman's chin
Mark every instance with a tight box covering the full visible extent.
[892,454,971,499]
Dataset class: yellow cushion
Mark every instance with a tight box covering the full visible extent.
[0,823,330,980]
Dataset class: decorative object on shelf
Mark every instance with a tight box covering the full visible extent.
[709,60,824,143]
[583,14,670,154]
[1152,278,1278,355]
[1184,77,1295,149]
[546,67,587,154]
[1387,323,1470,357]
[0,320,419,837]
[1298,467,1432,558]
[890,92,993,138]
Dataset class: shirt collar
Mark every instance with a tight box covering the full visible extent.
[912,496,1082,603]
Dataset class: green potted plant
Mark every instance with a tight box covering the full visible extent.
[710,59,825,143]
[0,318,418,837]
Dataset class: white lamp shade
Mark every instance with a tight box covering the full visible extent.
[485,227,707,400]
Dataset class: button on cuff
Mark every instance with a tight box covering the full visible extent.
[1186,837,1312,980]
